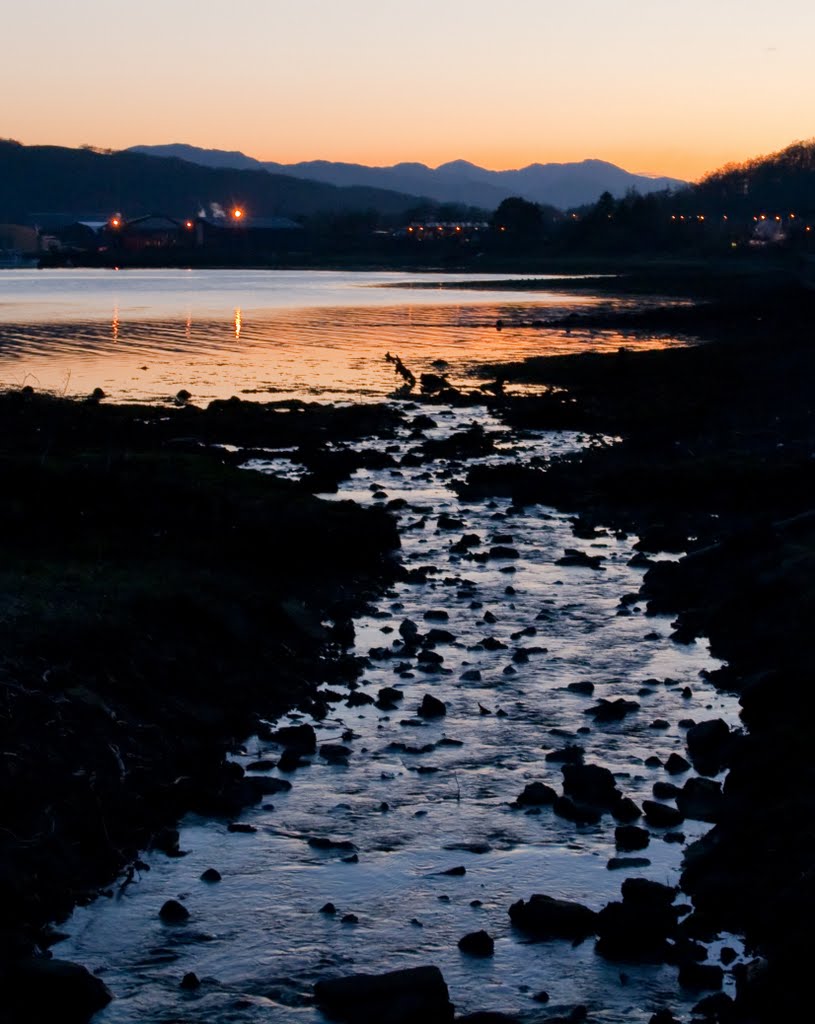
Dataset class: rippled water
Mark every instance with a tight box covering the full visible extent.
[56,407,742,1023]
[0,269,677,402]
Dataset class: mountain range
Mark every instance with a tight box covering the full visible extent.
[128,144,686,210]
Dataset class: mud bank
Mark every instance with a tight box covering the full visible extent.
[0,392,402,1008]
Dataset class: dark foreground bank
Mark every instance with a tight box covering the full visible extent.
[456,277,815,1022]
[0,392,404,1020]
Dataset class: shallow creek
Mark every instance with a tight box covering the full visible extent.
[58,404,742,1023]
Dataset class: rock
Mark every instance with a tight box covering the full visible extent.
[567,681,595,695]
[308,837,356,851]
[562,762,622,810]
[378,685,404,704]
[314,965,454,1023]
[553,795,603,825]
[595,878,679,961]
[440,865,466,876]
[692,991,734,1018]
[399,619,420,640]
[457,930,495,955]
[200,867,222,882]
[508,894,598,939]
[516,782,557,806]
[585,698,640,722]
[665,752,691,775]
[642,800,685,828]
[653,781,681,799]
[556,549,606,569]
[341,913,359,924]
[489,546,520,559]
[180,971,200,990]
[425,628,455,643]
[424,610,449,622]
[545,743,585,764]
[418,694,447,718]
[686,719,732,776]
[615,825,650,851]
[676,777,723,823]
[460,670,482,682]
[4,958,113,1022]
[613,797,642,823]
[607,857,651,870]
[159,899,190,923]
[268,723,317,754]
[320,902,337,914]
[227,821,256,833]
[320,743,353,762]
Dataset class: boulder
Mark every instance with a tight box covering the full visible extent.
[686,719,732,776]
[562,763,622,810]
[457,930,495,955]
[676,777,723,823]
[4,958,113,1023]
[418,694,447,718]
[314,965,454,1023]
[642,800,685,828]
[515,782,557,807]
[615,825,650,851]
[508,894,598,939]
[267,722,317,754]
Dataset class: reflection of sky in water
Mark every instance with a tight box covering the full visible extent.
[0,269,681,402]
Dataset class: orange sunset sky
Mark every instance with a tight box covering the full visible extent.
[3,0,813,182]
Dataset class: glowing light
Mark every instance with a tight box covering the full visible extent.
[234,307,242,339]
[110,217,121,228]
[185,220,194,229]
[760,214,766,220]
[232,208,244,220]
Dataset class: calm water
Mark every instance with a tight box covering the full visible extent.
[0,269,673,402]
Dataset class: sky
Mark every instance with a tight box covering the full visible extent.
[2,0,813,181]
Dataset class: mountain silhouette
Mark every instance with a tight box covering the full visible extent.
[129,144,685,209]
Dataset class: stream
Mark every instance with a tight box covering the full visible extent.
[57,403,741,1023]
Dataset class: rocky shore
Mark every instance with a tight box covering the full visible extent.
[0,392,402,1018]
[459,278,815,1021]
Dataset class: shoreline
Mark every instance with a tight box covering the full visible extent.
[1,265,811,1021]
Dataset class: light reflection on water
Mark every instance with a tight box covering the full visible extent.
[0,269,680,402]
[56,408,743,1023]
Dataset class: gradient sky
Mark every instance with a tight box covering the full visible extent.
[3,0,813,181]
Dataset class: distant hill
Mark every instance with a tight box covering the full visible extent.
[0,141,428,226]
[129,144,686,209]
[694,139,815,216]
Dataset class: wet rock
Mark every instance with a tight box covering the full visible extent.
[457,930,494,955]
[653,781,681,800]
[341,913,359,924]
[676,777,723,823]
[227,822,256,833]
[686,719,732,776]
[509,894,598,940]
[278,748,308,772]
[424,610,449,622]
[378,686,404,705]
[418,694,447,718]
[613,798,642,823]
[553,795,603,825]
[180,971,200,990]
[308,837,356,851]
[665,752,691,775]
[346,690,375,707]
[480,636,507,651]
[607,857,651,870]
[320,902,337,914]
[692,991,734,1019]
[314,965,454,1023]
[585,698,640,722]
[440,865,466,876]
[246,759,278,771]
[556,549,606,569]
[200,868,222,882]
[399,618,420,640]
[489,546,520,559]
[159,899,190,923]
[648,1009,679,1023]
[615,825,650,851]
[545,743,585,764]
[562,763,622,810]
[425,628,455,643]
[5,958,113,1022]
[267,723,317,754]
[642,800,685,828]
[320,744,353,762]
[567,681,595,695]
[461,669,482,682]
[152,826,182,856]
[437,513,465,530]
[596,879,679,961]
[515,782,557,807]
